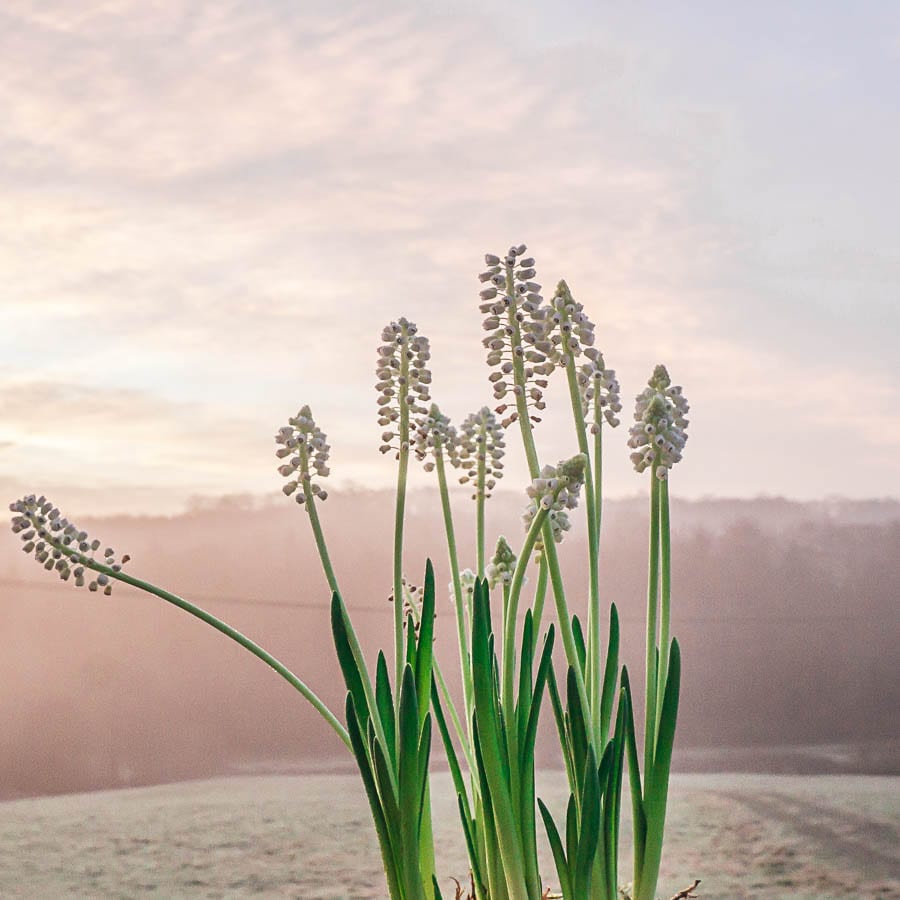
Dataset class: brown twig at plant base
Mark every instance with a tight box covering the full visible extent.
[449,873,478,900]
[670,879,701,899]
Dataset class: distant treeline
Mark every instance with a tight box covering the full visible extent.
[1,493,897,798]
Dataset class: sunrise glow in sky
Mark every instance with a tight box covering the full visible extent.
[1,1,898,514]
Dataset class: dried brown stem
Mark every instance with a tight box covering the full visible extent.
[669,879,701,899]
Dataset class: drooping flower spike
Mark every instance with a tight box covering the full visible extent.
[275,405,331,505]
[452,406,505,499]
[9,495,130,594]
[376,317,431,457]
[627,364,690,479]
[479,244,553,428]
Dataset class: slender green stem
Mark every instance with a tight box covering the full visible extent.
[305,491,390,756]
[502,505,549,716]
[304,486,339,594]
[655,477,671,736]
[435,443,473,730]
[563,358,601,743]
[476,418,487,579]
[502,265,566,654]
[643,471,661,778]
[543,538,590,717]
[529,562,548,654]
[48,546,350,749]
[593,400,604,547]
[393,336,411,710]
[401,583,476,776]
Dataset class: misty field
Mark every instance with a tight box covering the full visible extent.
[0,772,896,899]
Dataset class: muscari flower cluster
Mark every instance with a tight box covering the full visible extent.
[413,403,456,472]
[547,281,623,433]
[387,577,436,630]
[377,318,431,458]
[627,365,690,480]
[486,535,518,590]
[522,454,587,545]
[275,405,330,506]
[479,244,552,428]
[9,495,130,595]
[452,407,505,500]
[450,568,477,608]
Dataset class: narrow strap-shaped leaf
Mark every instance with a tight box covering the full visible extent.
[431,874,443,900]
[573,744,601,898]
[571,613,587,674]
[345,694,401,900]
[604,693,629,900]
[415,559,436,725]
[405,612,418,672]
[416,714,433,836]
[564,793,579,882]
[566,666,588,792]
[457,794,487,899]
[521,625,556,775]
[596,740,613,804]
[371,728,402,840]
[620,667,647,875]
[431,677,470,820]
[331,593,371,727]
[538,798,573,900]
[599,603,620,744]
[516,610,535,745]
[471,589,528,895]
[650,638,681,795]
[376,651,397,768]
[547,667,575,791]
[398,664,425,900]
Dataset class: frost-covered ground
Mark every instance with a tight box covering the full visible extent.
[0,773,897,898]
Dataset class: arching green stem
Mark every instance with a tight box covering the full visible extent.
[43,543,349,749]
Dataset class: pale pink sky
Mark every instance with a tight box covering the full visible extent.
[1,1,898,514]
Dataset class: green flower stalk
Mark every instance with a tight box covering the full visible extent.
[479,246,587,704]
[452,407,505,578]
[507,454,588,719]
[377,318,432,702]
[545,280,623,744]
[8,495,350,749]
[414,403,474,735]
[624,364,690,900]
[276,406,336,590]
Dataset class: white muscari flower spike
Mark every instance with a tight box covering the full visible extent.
[275,405,331,507]
[478,243,553,428]
[8,495,130,594]
[522,453,587,546]
[376,317,432,458]
[387,577,435,630]
[486,536,519,590]
[451,407,506,499]
[546,281,623,431]
[451,569,477,606]
[413,403,456,471]
[627,365,690,479]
